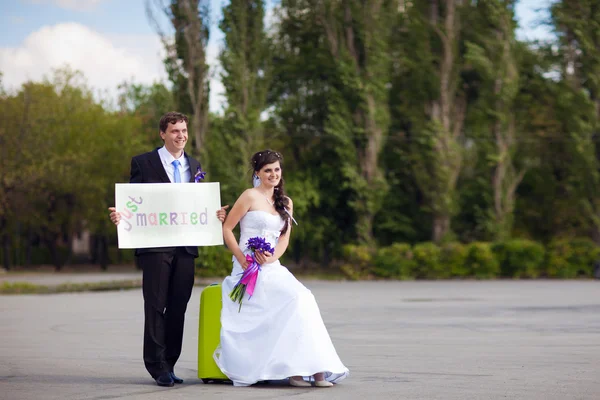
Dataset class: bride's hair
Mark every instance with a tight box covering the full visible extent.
[251,150,290,235]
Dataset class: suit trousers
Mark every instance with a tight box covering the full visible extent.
[138,248,195,378]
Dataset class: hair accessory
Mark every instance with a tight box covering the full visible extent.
[253,174,261,188]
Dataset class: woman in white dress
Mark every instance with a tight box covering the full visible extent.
[214,150,349,387]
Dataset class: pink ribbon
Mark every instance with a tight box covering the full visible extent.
[239,254,260,298]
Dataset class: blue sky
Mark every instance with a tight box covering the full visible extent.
[0,0,554,113]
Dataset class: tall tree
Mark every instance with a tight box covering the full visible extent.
[146,0,211,155]
[268,0,353,264]
[216,0,271,200]
[313,0,396,244]
[465,0,526,240]
[398,0,467,242]
[550,0,600,242]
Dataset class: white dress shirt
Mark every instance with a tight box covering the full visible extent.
[158,146,191,183]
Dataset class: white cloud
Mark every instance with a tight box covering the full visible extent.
[0,22,225,113]
[24,0,105,12]
[0,23,165,103]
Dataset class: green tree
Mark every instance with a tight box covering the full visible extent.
[312,0,396,244]
[215,0,271,201]
[397,0,468,243]
[0,68,144,270]
[146,0,211,155]
[464,0,527,240]
[550,0,600,242]
[117,81,176,148]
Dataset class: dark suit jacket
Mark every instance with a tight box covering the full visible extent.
[130,148,200,257]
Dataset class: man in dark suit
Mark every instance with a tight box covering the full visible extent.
[108,111,227,387]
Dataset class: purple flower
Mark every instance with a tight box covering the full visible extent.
[246,236,274,254]
[194,166,206,182]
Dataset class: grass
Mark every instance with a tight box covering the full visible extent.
[0,280,143,295]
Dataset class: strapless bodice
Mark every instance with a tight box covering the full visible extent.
[238,210,284,252]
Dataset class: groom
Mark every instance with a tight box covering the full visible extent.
[109,111,227,387]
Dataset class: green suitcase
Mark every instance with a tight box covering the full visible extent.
[197,283,229,383]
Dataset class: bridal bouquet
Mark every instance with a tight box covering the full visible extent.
[229,237,274,312]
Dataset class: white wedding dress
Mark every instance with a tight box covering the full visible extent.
[214,210,349,386]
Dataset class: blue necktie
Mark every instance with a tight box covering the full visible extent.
[172,160,181,183]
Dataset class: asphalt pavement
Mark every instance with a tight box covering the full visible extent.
[1,279,599,399]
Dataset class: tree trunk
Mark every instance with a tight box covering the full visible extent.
[46,239,62,271]
[99,235,109,271]
[433,214,450,243]
[424,0,463,242]
[356,212,375,245]
[91,234,98,264]
[25,230,33,266]
[2,234,10,271]
[592,225,600,246]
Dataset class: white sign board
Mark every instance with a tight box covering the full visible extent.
[115,183,224,249]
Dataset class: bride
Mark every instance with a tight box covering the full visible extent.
[214,150,349,387]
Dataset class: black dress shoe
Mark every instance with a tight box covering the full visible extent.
[155,373,174,387]
[170,372,184,384]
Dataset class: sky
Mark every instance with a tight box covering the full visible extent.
[0,0,555,114]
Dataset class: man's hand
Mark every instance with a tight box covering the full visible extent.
[216,205,230,223]
[108,207,121,226]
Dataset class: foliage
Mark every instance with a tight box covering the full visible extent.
[440,242,468,278]
[492,239,545,278]
[546,238,600,278]
[5,1,600,279]
[211,0,271,202]
[464,242,500,279]
[412,242,445,279]
[339,244,374,280]
[372,243,414,279]
[195,246,233,277]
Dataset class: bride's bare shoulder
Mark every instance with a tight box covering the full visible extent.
[236,189,262,208]
[240,188,257,197]
[242,188,262,200]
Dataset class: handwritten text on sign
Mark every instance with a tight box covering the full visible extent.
[115,183,224,249]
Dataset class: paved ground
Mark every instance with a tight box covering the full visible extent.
[1,279,599,400]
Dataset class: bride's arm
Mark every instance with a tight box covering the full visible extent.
[256,198,293,264]
[223,190,252,268]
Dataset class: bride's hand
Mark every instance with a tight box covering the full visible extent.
[237,256,250,270]
[254,251,273,265]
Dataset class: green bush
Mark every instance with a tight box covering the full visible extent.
[118,249,136,264]
[440,242,468,278]
[546,238,600,278]
[195,246,233,277]
[412,242,445,279]
[570,238,600,277]
[340,244,375,280]
[464,242,499,279]
[373,243,414,279]
[492,240,545,278]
